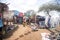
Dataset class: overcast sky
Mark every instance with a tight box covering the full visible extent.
[1,0,51,12]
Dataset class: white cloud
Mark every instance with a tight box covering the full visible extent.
[25,0,37,5]
[7,0,51,12]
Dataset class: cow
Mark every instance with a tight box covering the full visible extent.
[0,2,8,40]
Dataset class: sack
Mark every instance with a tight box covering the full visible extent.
[30,23,37,30]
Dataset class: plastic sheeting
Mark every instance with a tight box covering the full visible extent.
[49,11,60,28]
[44,10,60,28]
[41,33,51,40]
[39,21,45,28]
[13,10,19,16]
[38,10,60,28]
[18,12,24,17]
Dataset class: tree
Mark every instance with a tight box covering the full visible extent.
[25,10,36,17]
[25,10,36,23]
[38,0,60,30]
[38,0,60,15]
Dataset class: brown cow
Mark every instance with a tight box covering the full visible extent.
[0,2,8,40]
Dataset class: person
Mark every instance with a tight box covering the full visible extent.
[45,15,51,29]
[0,13,3,40]
[23,16,27,27]
[48,15,51,28]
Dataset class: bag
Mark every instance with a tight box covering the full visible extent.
[30,23,37,30]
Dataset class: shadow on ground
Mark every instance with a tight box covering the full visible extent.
[3,26,19,39]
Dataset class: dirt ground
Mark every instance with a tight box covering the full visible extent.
[3,25,60,40]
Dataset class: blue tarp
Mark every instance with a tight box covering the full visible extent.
[13,10,19,16]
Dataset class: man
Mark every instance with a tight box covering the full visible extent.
[48,15,51,28]
[23,16,27,27]
[45,15,51,28]
[0,13,3,40]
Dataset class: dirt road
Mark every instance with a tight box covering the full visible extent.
[3,25,54,40]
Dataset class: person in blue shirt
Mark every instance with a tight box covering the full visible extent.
[0,14,3,40]
[0,16,3,31]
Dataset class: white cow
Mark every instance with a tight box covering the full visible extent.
[3,11,15,25]
[3,11,15,21]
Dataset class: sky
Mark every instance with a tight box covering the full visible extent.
[1,0,51,12]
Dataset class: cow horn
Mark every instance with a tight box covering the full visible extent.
[6,3,10,5]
